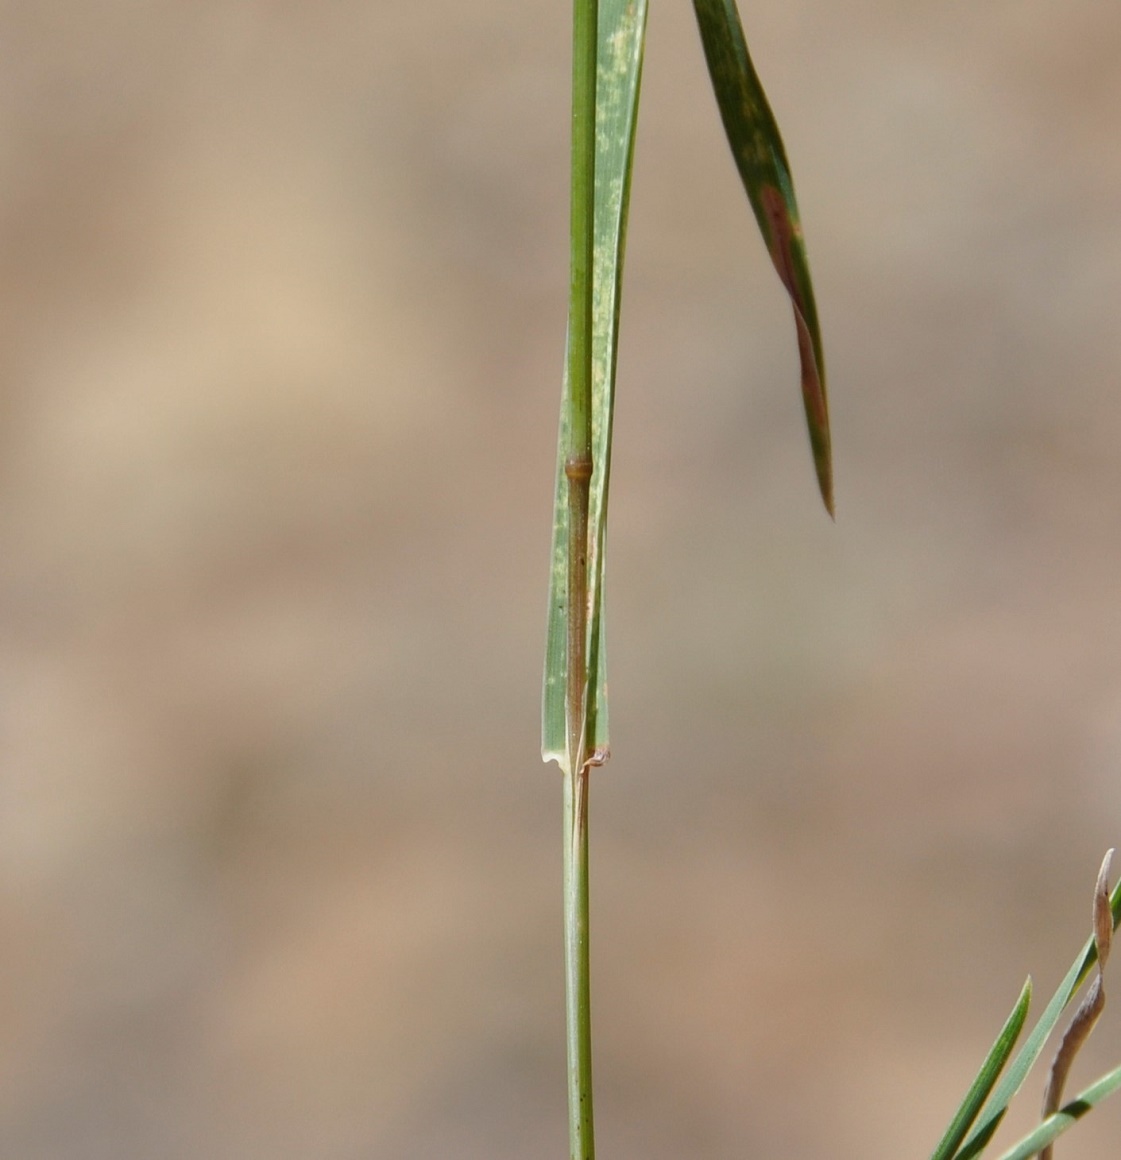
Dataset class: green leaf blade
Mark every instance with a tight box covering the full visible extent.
[543,0,648,767]
[992,1063,1121,1160]
[927,978,1032,1160]
[951,875,1121,1160]
[691,0,832,514]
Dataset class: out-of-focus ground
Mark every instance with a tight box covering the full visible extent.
[1,3,1120,1157]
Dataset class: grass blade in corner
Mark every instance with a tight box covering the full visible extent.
[691,0,832,514]
[927,978,1032,1160]
[543,0,648,769]
[991,1063,1121,1160]
[952,875,1121,1160]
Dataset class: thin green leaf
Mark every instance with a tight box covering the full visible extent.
[952,875,1121,1160]
[992,1063,1121,1160]
[543,0,648,767]
[691,0,832,515]
[928,978,1033,1160]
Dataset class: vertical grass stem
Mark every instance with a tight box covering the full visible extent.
[563,762,594,1159]
[564,0,598,1156]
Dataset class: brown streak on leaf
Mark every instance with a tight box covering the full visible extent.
[794,309,827,431]
[759,184,832,514]
[759,184,799,298]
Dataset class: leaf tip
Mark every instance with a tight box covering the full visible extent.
[820,472,835,520]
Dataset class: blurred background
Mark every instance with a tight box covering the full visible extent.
[1,2,1120,1157]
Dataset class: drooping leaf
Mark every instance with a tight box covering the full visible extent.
[691,0,832,514]
[543,0,648,768]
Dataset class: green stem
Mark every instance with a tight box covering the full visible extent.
[563,0,597,1156]
[563,763,594,1160]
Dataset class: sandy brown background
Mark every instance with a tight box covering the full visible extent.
[2,2,1121,1157]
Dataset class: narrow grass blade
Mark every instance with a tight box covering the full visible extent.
[927,978,1032,1160]
[543,0,649,768]
[991,1063,1121,1160]
[690,0,832,514]
[952,875,1121,1160]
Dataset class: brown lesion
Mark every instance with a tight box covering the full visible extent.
[794,309,828,431]
[565,455,594,483]
[758,183,832,512]
[759,183,801,298]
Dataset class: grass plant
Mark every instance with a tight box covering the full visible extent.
[541,2,1121,1157]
